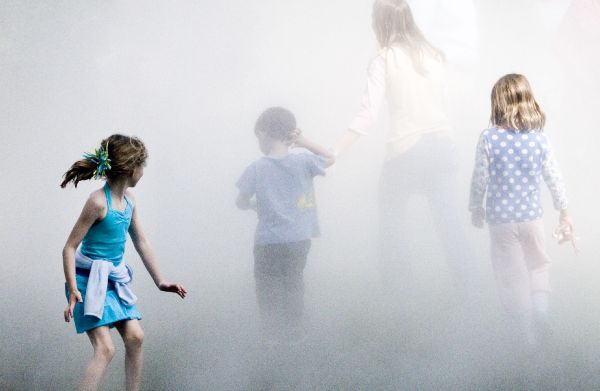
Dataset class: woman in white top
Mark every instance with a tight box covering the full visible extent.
[336,0,473,288]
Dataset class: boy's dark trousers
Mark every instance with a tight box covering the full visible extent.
[253,240,311,340]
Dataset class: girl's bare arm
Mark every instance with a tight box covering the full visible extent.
[62,193,105,321]
[128,194,186,298]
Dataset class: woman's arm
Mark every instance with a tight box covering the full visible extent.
[62,193,105,322]
[333,130,362,158]
[128,194,186,298]
[334,54,386,156]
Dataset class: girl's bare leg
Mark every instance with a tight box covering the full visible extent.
[116,320,144,391]
[81,326,115,391]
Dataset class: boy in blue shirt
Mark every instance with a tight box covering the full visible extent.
[236,107,335,343]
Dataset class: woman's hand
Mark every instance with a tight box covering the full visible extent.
[64,290,83,322]
[158,282,187,299]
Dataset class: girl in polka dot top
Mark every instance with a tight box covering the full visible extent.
[469,73,574,346]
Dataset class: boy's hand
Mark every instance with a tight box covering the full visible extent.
[289,129,304,147]
[471,210,484,228]
[158,281,187,299]
[289,130,336,167]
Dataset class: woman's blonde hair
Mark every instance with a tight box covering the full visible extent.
[372,0,443,73]
[490,74,545,131]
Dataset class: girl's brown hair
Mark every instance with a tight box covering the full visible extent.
[60,134,148,188]
[490,74,546,131]
[372,0,443,73]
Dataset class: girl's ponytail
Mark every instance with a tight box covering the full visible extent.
[60,159,98,188]
[60,134,147,188]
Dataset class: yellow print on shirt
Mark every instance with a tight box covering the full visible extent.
[296,193,316,209]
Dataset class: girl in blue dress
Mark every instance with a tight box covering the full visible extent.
[61,134,186,391]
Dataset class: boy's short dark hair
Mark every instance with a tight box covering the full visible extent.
[255,107,296,141]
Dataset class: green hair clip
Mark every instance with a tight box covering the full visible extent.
[83,142,112,179]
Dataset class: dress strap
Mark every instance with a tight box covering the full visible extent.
[103,182,113,210]
[124,194,132,211]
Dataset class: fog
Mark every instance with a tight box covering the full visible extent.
[1,0,599,390]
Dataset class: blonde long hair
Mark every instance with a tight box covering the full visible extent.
[372,0,443,73]
[490,74,546,131]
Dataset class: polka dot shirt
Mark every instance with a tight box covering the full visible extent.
[469,127,568,224]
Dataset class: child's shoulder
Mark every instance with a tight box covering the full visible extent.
[247,153,317,167]
[240,157,260,170]
[88,187,106,205]
[255,153,310,164]
[84,188,108,215]
[478,127,496,141]
[480,127,550,148]
[531,129,548,140]
[481,127,503,136]
[288,152,322,166]
[480,127,520,140]
[289,152,311,160]
[252,153,318,173]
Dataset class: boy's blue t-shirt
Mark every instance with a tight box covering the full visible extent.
[237,152,327,245]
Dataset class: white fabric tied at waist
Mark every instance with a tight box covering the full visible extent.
[75,248,137,320]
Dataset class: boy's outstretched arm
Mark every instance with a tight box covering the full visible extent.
[293,133,336,167]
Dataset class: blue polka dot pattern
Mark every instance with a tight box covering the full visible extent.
[483,127,549,224]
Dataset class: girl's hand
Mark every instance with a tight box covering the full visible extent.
[158,282,187,299]
[555,209,579,253]
[64,290,83,322]
[559,209,574,236]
